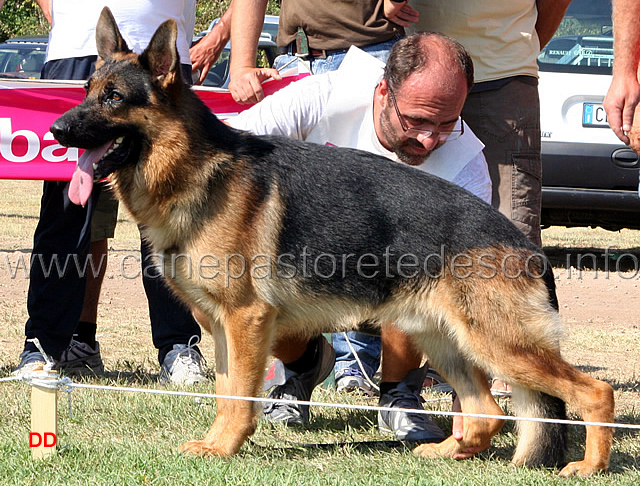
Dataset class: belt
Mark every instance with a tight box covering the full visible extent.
[278,43,348,59]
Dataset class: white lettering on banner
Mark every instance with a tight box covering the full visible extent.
[0,118,78,163]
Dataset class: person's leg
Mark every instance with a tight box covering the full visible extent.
[57,185,118,373]
[462,79,542,246]
[77,185,118,329]
[332,331,380,394]
[54,236,107,373]
[19,181,100,367]
[78,238,107,327]
[380,325,422,383]
[139,237,206,384]
[377,324,445,442]
[262,335,336,426]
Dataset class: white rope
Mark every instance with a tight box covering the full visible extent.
[3,374,639,430]
[61,381,640,430]
[0,376,20,383]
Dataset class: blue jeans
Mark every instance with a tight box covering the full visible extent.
[332,332,381,379]
[273,38,398,74]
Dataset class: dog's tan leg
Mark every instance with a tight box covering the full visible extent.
[560,371,615,477]
[413,361,505,460]
[506,354,614,477]
[180,301,276,457]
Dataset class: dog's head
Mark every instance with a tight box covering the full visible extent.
[51,7,184,204]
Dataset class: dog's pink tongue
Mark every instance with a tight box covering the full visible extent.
[68,142,112,206]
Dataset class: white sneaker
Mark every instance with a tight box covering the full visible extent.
[12,350,50,377]
[159,336,208,385]
[335,368,376,396]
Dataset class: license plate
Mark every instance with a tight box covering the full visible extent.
[582,103,609,128]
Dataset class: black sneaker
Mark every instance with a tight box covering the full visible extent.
[56,340,105,374]
[378,366,446,443]
[262,335,336,426]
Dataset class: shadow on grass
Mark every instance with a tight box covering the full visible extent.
[0,364,162,387]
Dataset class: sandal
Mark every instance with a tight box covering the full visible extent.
[490,378,512,397]
[422,367,454,394]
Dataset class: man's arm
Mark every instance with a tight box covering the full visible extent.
[34,0,52,24]
[228,0,280,104]
[535,0,571,50]
[604,0,640,144]
[228,71,332,139]
[190,3,232,85]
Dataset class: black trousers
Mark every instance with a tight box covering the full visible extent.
[24,56,200,362]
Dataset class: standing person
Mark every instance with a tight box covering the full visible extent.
[226,0,418,104]
[405,0,571,394]
[604,0,640,150]
[228,33,491,444]
[405,0,571,245]
[13,0,208,385]
[406,0,571,248]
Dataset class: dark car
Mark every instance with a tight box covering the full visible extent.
[538,0,640,231]
[0,36,47,79]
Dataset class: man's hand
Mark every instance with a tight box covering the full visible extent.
[384,0,419,28]
[190,22,230,85]
[228,66,282,104]
[451,395,491,460]
[604,72,640,146]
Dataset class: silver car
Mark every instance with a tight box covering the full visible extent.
[539,0,640,230]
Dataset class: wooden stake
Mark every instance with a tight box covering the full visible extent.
[30,370,58,460]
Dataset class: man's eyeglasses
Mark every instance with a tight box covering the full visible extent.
[387,86,464,142]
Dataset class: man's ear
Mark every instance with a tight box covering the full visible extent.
[376,78,390,107]
[95,7,131,62]
[139,19,180,86]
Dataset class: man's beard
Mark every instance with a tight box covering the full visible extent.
[380,107,438,166]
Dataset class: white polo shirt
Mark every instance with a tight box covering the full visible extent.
[229,47,491,203]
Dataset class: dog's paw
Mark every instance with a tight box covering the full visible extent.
[179,440,227,457]
[558,460,607,478]
[413,436,481,460]
[412,442,444,459]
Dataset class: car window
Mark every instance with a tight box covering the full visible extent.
[261,23,279,43]
[538,0,613,75]
[0,45,46,78]
[203,49,231,87]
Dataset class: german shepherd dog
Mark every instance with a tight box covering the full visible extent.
[51,8,614,477]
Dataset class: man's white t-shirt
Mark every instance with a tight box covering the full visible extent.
[46,0,197,64]
[229,47,491,203]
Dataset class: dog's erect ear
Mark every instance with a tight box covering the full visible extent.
[95,7,131,61]
[139,20,180,85]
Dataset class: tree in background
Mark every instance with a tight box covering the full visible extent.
[0,0,48,41]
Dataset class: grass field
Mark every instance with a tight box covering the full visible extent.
[0,180,639,485]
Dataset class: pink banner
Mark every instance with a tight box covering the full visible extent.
[0,75,303,181]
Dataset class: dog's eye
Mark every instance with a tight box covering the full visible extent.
[109,91,123,102]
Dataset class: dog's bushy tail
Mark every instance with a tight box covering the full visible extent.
[511,387,568,468]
